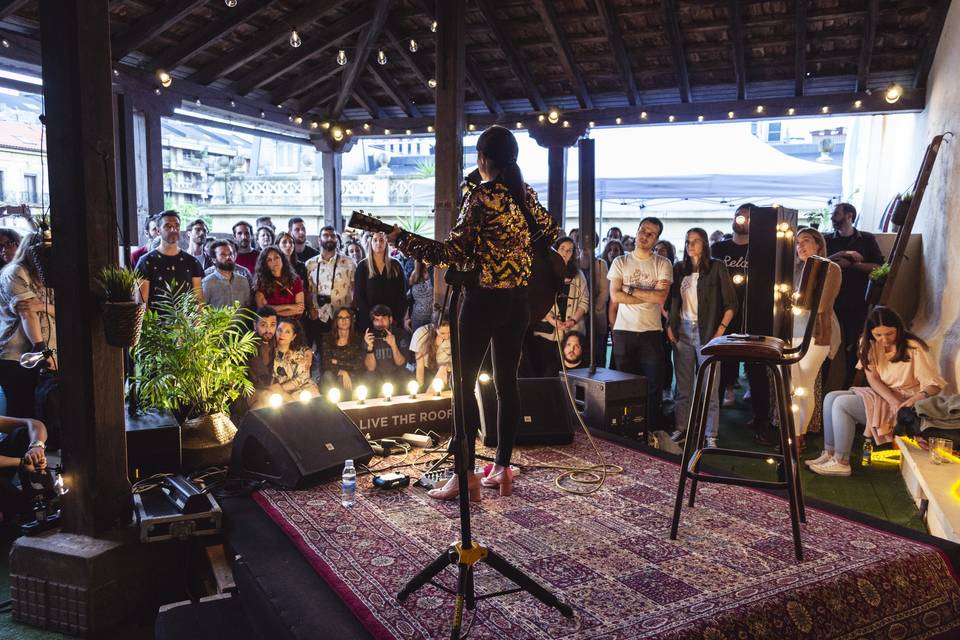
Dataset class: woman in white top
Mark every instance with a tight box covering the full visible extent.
[409,320,451,389]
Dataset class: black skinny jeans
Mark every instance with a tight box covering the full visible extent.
[455,287,529,468]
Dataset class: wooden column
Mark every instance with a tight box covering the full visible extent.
[39,0,130,534]
[321,151,344,231]
[115,92,138,265]
[143,109,165,215]
[528,123,586,231]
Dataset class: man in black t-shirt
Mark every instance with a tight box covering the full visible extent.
[135,210,204,309]
[362,304,411,395]
[824,203,884,386]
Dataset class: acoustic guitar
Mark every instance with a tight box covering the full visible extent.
[346,209,566,326]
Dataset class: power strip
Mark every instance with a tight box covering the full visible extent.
[401,433,433,448]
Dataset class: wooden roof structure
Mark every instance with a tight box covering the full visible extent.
[0,0,948,137]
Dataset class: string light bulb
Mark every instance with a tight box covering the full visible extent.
[546,107,561,124]
[377,49,387,65]
[310,121,318,129]
[430,20,437,32]
[355,385,368,403]
[478,372,491,383]
[298,389,312,403]
[854,99,862,108]
[382,383,394,402]
[321,121,330,129]
[756,105,764,113]
[156,69,172,88]
[668,115,675,122]
[640,111,648,119]
[407,380,418,398]
[336,49,347,65]
[363,123,371,131]
[268,393,283,408]
[409,39,418,52]
[406,129,412,135]
[154,88,161,95]
[728,111,735,118]
[289,28,302,48]
[225,0,237,6]
[821,106,829,114]
[327,387,341,403]
[562,120,570,128]
[515,122,523,129]
[331,126,344,142]
[384,128,391,135]
[615,117,622,125]
[467,123,475,131]
[787,107,795,115]
[538,114,546,123]
[427,125,434,133]
[697,115,704,122]
[432,377,444,397]
[230,100,236,108]
[885,83,903,104]
[732,274,745,285]
[588,121,595,128]
[293,115,303,125]
[427,78,437,88]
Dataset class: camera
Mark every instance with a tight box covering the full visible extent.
[372,328,388,339]
[316,294,331,306]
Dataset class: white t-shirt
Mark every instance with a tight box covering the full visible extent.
[680,273,699,322]
[607,252,673,332]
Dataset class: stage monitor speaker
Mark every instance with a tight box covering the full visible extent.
[476,377,575,448]
[231,398,374,488]
[126,409,181,482]
[563,367,647,439]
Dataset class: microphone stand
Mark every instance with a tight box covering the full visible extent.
[397,269,572,638]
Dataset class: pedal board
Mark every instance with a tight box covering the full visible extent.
[415,468,452,489]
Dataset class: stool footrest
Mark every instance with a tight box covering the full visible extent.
[684,471,788,491]
[689,447,785,463]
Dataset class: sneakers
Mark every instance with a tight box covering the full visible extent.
[805,451,831,467]
[705,437,718,448]
[743,388,752,401]
[810,458,851,477]
[722,388,736,407]
[669,429,685,443]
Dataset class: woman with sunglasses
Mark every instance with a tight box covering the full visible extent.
[320,307,364,394]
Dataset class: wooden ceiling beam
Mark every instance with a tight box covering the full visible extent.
[273,63,344,107]
[353,85,387,119]
[728,0,747,99]
[368,63,422,117]
[330,0,393,118]
[794,0,808,96]
[189,0,346,86]
[855,0,878,92]
[111,0,207,60]
[660,0,691,102]
[465,58,504,115]
[594,0,639,106]
[147,0,275,72]
[233,12,368,96]
[532,0,592,108]
[297,77,342,115]
[474,0,546,111]
[0,0,29,21]
[385,28,430,89]
[914,0,951,89]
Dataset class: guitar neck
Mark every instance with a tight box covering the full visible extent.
[347,210,445,253]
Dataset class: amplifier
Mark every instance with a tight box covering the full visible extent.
[126,409,181,481]
[563,368,647,439]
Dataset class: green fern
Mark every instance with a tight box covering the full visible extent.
[133,282,258,420]
[95,265,142,302]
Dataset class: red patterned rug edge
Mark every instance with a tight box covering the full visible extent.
[251,490,396,640]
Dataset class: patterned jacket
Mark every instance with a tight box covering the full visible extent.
[398,180,559,289]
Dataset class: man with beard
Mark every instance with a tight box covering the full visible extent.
[135,210,204,308]
[185,219,213,270]
[247,306,278,407]
[824,202,884,386]
[232,221,260,273]
[289,217,319,263]
[202,240,252,309]
[305,225,355,340]
[560,331,585,369]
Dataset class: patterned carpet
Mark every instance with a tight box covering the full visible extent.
[254,435,960,639]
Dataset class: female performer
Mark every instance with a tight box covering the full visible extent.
[389,125,559,500]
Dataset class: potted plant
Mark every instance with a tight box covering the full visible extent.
[134,283,258,469]
[892,191,913,226]
[95,265,145,348]
[866,262,891,305]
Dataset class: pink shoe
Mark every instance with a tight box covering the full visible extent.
[480,467,513,497]
[427,473,482,502]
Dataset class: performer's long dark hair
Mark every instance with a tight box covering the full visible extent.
[477,125,528,216]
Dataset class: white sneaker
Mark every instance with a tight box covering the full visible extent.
[705,437,718,448]
[722,389,736,407]
[669,429,685,443]
[743,389,752,401]
[805,451,831,467]
[810,459,851,477]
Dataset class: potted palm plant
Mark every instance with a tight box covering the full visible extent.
[95,265,145,348]
[866,262,891,305]
[134,283,258,469]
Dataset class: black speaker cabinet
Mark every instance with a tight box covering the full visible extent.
[126,409,181,482]
[231,398,374,488]
[476,377,576,448]
[563,367,647,438]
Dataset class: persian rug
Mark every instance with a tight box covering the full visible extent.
[253,435,960,639]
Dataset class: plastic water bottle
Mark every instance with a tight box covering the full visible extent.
[341,459,357,507]
[861,441,873,467]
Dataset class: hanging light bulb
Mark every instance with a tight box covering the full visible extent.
[293,115,303,125]
[382,383,394,402]
[546,107,561,124]
[788,107,796,115]
[289,28,302,48]
[427,78,437,88]
[409,39,418,52]
[156,69,173,88]
[336,49,347,66]
[20,347,53,369]
[427,125,434,133]
[331,126,344,142]
[377,49,387,65]
[728,111,735,118]
[407,380,419,398]
[224,0,237,6]
[430,20,437,33]
[327,387,341,403]
[668,115,675,122]
[885,83,903,104]
[640,111,648,119]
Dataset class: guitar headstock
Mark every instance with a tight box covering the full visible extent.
[346,210,393,235]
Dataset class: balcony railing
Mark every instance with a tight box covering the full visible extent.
[205,174,425,207]
[0,191,49,207]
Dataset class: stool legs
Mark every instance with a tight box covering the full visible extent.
[688,361,720,508]
[669,357,714,539]
[772,365,804,561]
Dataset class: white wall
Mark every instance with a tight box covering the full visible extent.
[912,0,960,390]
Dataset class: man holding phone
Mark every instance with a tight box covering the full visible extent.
[363,304,411,395]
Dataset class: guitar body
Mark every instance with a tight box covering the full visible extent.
[347,209,565,327]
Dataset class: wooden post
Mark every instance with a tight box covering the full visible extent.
[432,0,465,304]
[321,151,344,231]
[528,123,586,232]
[39,0,130,534]
[143,109,165,215]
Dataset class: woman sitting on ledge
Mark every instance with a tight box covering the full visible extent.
[810,306,945,477]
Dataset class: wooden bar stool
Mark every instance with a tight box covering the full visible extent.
[669,255,830,561]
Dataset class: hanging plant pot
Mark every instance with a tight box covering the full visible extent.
[102,301,146,348]
[891,197,911,226]
[865,278,885,305]
[181,412,237,470]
